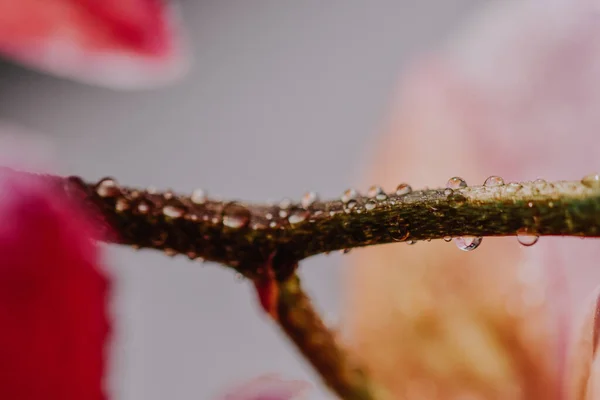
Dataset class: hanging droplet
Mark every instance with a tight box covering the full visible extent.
[341,188,359,204]
[365,200,377,211]
[96,177,119,198]
[163,205,185,219]
[506,182,522,193]
[137,201,150,214]
[406,240,417,245]
[164,248,178,257]
[446,177,467,189]
[279,198,292,210]
[395,183,412,196]
[581,173,600,188]
[454,236,482,251]
[301,191,319,208]
[222,203,251,229]
[191,188,207,204]
[288,210,310,225]
[443,236,452,242]
[484,176,505,187]
[516,229,539,247]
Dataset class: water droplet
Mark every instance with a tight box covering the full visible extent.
[443,188,453,196]
[222,203,251,229]
[506,182,522,193]
[278,210,288,218]
[279,198,292,210]
[344,199,357,212]
[265,212,274,220]
[534,178,547,185]
[484,176,505,187]
[516,229,539,247]
[164,191,174,200]
[96,177,119,198]
[269,221,279,228]
[368,185,388,201]
[406,240,417,245]
[582,173,600,188]
[446,177,467,189]
[454,236,482,251]
[163,205,185,219]
[443,236,452,242]
[301,191,318,208]
[137,201,150,214]
[365,200,377,211]
[191,189,207,204]
[396,183,412,196]
[341,188,359,203]
[164,248,178,257]
[115,198,129,212]
[288,210,310,225]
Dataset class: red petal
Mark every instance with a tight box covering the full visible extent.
[0,0,186,88]
[0,170,110,400]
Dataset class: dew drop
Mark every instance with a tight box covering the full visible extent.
[222,203,251,229]
[581,173,600,188]
[301,191,318,208]
[278,210,288,218]
[288,210,310,225]
[279,198,292,210]
[344,199,357,212]
[137,201,150,214]
[516,229,539,247]
[164,248,178,257]
[396,183,412,196]
[96,177,119,198]
[443,188,453,196]
[365,200,377,211]
[406,240,417,245]
[163,205,185,219]
[454,236,482,251]
[191,188,207,204]
[484,176,505,187]
[115,198,129,212]
[367,185,385,199]
[341,188,359,204]
[446,177,467,189]
[506,182,522,193]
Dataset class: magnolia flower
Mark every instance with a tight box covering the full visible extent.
[0,0,187,88]
[344,0,600,399]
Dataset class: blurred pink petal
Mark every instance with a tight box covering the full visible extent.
[0,0,188,88]
[215,375,311,400]
[344,0,600,398]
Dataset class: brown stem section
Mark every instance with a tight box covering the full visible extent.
[273,274,386,400]
[55,176,600,276]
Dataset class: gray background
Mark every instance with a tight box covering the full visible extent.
[0,2,483,398]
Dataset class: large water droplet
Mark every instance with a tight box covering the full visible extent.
[443,236,452,242]
[447,177,467,189]
[163,205,185,219]
[582,173,600,188]
[96,177,119,198]
[288,210,310,225]
[365,200,377,211]
[396,183,412,196]
[516,229,539,247]
[484,176,505,187]
[222,203,251,229]
[191,189,207,204]
[301,191,318,208]
[454,236,482,251]
[341,189,359,203]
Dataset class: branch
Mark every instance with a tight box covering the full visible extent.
[58,176,600,277]
[254,268,387,400]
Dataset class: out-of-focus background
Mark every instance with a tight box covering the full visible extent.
[0,2,485,399]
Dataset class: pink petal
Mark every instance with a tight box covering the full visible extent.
[0,167,111,399]
[0,0,188,88]
[215,375,311,400]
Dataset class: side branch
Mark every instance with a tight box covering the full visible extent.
[60,176,600,275]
